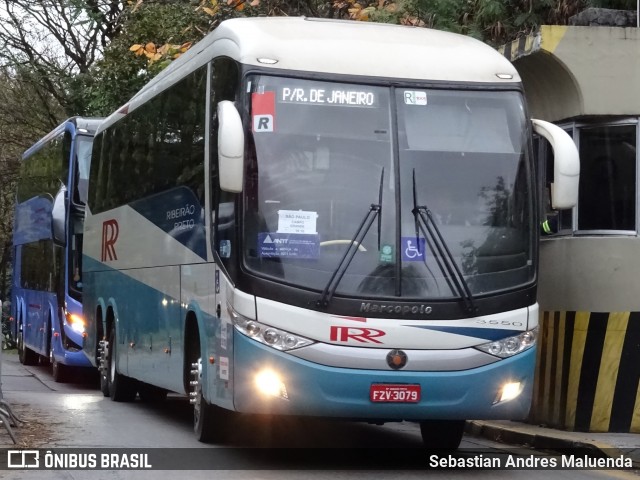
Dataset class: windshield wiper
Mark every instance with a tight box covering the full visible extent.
[317,168,384,308]
[411,169,477,315]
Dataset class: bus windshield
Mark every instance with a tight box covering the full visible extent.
[243,75,534,300]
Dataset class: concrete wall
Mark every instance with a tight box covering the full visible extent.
[502,25,640,122]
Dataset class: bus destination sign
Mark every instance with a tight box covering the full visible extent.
[281,87,377,106]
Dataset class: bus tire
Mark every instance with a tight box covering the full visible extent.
[52,359,67,383]
[419,419,465,450]
[189,346,229,442]
[107,325,137,402]
[17,322,38,366]
[39,317,52,366]
[100,374,110,397]
[99,336,110,397]
[194,379,229,443]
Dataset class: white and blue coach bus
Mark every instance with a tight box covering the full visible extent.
[82,17,579,448]
[12,117,101,381]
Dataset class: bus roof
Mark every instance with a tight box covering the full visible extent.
[22,116,103,161]
[99,17,520,133]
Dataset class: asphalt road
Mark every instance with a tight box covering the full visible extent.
[0,350,637,480]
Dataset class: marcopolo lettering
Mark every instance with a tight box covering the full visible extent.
[360,302,432,315]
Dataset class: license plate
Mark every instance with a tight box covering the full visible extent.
[370,384,421,403]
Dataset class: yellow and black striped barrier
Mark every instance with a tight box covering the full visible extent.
[532,311,640,433]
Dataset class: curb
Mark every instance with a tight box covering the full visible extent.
[465,421,640,469]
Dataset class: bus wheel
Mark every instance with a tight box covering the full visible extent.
[191,357,230,443]
[107,325,137,402]
[51,359,67,383]
[138,383,168,402]
[39,319,52,366]
[98,339,110,396]
[419,420,465,450]
[17,323,38,366]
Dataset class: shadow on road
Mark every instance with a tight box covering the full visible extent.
[138,395,425,448]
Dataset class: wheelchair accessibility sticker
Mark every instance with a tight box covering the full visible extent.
[401,237,426,262]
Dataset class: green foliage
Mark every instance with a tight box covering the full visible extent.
[82,0,640,115]
[84,1,211,116]
[83,0,331,116]
[376,0,589,45]
[408,0,469,32]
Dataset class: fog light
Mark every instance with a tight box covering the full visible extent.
[494,381,523,404]
[255,370,288,399]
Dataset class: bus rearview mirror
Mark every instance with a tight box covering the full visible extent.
[52,186,67,246]
[218,100,244,193]
[532,119,580,210]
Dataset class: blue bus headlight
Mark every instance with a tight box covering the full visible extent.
[233,315,315,351]
[474,327,537,358]
[64,311,86,334]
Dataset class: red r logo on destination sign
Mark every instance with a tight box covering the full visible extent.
[101,219,119,262]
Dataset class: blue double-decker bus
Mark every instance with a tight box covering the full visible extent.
[11,117,102,381]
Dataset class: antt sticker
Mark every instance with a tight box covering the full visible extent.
[252,91,275,133]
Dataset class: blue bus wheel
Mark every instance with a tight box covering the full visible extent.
[17,323,38,366]
[52,359,67,383]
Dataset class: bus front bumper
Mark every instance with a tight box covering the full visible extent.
[231,332,534,421]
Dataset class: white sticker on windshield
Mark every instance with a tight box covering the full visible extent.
[277,210,318,234]
[404,91,427,106]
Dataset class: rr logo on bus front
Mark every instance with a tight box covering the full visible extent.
[330,326,385,344]
[101,219,119,262]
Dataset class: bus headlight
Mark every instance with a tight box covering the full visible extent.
[233,315,314,351]
[65,311,85,334]
[475,327,537,358]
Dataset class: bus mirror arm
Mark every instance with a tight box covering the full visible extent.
[218,100,245,193]
[52,186,67,246]
[532,119,580,210]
